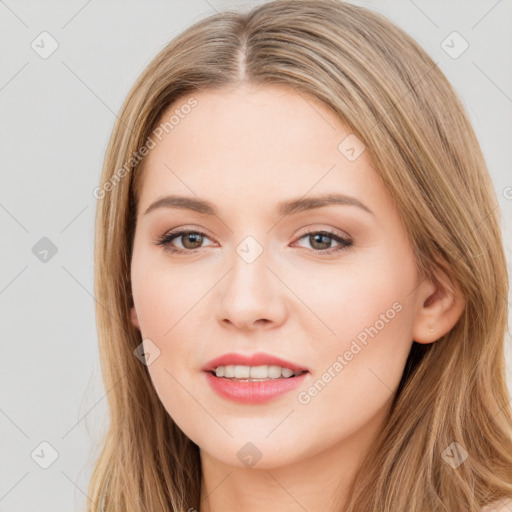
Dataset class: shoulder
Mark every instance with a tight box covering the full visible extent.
[480,497,512,512]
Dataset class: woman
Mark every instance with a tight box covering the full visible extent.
[89,1,512,510]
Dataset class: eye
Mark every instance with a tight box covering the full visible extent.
[293,229,353,255]
[156,229,214,254]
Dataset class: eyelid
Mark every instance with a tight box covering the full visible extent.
[294,224,350,240]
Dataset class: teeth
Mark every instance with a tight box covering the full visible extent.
[268,365,282,378]
[281,368,294,378]
[213,365,303,380]
[224,365,235,378]
[234,365,250,379]
[250,365,268,378]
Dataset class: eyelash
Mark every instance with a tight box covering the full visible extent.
[156,228,353,256]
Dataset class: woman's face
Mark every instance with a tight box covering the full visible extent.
[130,83,432,469]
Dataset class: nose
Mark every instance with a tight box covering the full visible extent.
[214,244,288,331]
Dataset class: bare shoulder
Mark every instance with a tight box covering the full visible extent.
[480,497,512,512]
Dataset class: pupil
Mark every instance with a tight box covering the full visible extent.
[184,233,202,249]
[311,233,330,250]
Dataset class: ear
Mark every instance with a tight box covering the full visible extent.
[131,306,141,331]
[412,268,465,344]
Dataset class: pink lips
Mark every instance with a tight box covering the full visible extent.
[201,352,309,374]
[202,352,309,404]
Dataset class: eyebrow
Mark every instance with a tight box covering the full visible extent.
[144,193,374,217]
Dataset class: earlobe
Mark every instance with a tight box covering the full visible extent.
[131,306,140,331]
[412,270,465,345]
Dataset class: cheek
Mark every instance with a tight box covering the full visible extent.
[130,258,201,433]
[290,252,415,399]
[288,267,414,455]
[131,247,208,341]
[130,249,216,416]
[292,253,413,345]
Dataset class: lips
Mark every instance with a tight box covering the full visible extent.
[201,352,309,374]
[204,370,308,404]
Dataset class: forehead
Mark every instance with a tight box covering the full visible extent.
[154,83,347,158]
[137,83,384,215]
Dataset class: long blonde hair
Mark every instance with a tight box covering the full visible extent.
[90,1,512,510]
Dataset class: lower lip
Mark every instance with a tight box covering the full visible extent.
[204,371,308,404]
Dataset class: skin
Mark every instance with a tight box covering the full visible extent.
[129,83,464,511]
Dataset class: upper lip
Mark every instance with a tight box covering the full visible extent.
[201,352,309,373]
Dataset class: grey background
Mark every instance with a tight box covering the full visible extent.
[1,1,511,511]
